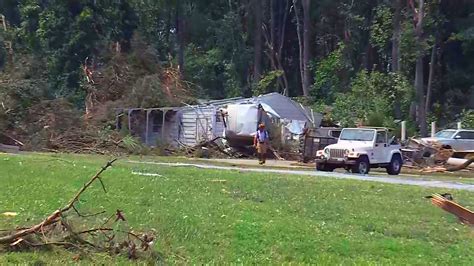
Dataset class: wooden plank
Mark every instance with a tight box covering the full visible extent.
[431,194,474,225]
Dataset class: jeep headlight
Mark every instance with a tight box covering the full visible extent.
[324,148,329,154]
[344,149,350,155]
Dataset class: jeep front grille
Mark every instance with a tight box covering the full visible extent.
[329,149,345,158]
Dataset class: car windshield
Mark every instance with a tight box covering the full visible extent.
[434,130,456,139]
[340,129,375,141]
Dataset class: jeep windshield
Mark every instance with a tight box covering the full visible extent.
[339,129,375,141]
[434,130,456,139]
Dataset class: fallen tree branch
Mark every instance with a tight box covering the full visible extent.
[0,158,155,260]
[0,159,116,244]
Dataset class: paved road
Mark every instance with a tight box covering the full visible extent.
[127,160,474,191]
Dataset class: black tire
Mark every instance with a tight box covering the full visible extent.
[352,156,370,175]
[386,154,402,175]
[316,163,334,172]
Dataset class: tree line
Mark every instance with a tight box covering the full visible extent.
[0,0,473,137]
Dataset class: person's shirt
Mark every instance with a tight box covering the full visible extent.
[256,130,269,143]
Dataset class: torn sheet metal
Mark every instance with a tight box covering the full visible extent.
[285,120,307,135]
[259,102,280,119]
[226,104,259,137]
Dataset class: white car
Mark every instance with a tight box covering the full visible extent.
[421,129,474,151]
[315,128,403,175]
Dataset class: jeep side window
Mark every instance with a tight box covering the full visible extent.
[455,131,474,140]
[375,131,387,143]
[376,131,387,143]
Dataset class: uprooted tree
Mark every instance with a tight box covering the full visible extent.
[0,159,155,260]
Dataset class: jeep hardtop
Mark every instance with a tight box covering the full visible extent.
[315,127,403,175]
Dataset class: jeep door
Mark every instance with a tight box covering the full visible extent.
[373,131,390,163]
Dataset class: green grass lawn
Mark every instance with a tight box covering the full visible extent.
[0,153,473,264]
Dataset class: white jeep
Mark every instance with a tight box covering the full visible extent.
[315,127,403,175]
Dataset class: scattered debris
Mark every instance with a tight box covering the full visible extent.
[419,157,474,173]
[401,138,474,173]
[402,138,453,165]
[429,193,474,225]
[176,137,244,158]
[1,212,18,217]
[0,159,155,260]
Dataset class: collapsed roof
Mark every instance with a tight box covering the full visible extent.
[200,92,320,125]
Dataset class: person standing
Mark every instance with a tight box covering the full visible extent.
[254,123,269,165]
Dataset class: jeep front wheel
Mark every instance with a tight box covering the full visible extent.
[386,154,402,175]
[352,156,370,175]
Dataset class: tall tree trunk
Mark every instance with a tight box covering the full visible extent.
[425,40,437,115]
[270,0,276,49]
[392,0,403,118]
[253,0,263,83]
[176,0,185,76]
[391,0,402,73]
[266,0,290,95]
[293,0,305,95]
[301,0,311,97]
[414,0,427,136]
[277,0,290,96]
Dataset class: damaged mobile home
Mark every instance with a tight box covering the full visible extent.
[115,93,322,148]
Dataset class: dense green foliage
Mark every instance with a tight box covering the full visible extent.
[332,71,412,127]
[1,153,474,263]
[0,0,473,136]
[460,109,474,128]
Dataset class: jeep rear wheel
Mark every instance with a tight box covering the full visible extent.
[386,154,402,175]
[316,163,334,172]
[352,156,370,175]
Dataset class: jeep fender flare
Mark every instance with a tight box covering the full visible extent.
[356,153,370,162]
[389,150,403,163]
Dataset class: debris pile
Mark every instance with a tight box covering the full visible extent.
[0,159,155,260]
[402,138,474,173]
[175,137,245,158]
